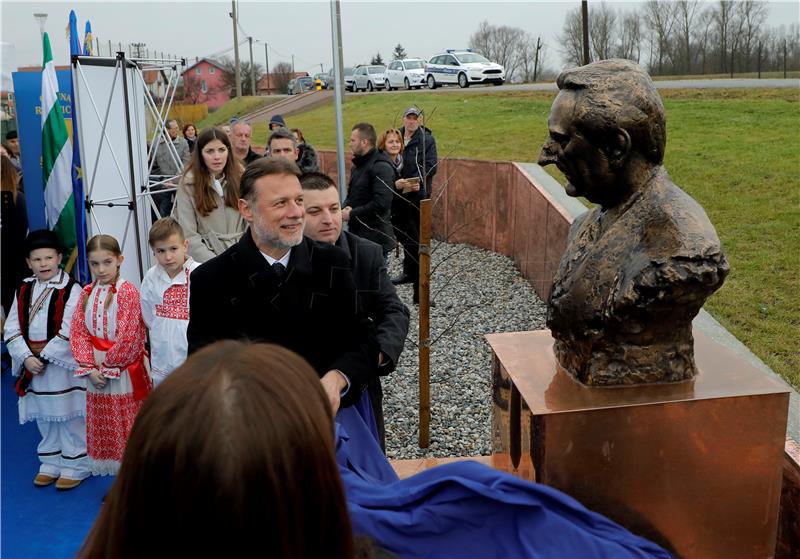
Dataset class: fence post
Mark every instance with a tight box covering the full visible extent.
[418,198,432,449]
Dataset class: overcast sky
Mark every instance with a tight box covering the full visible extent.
[2,0,799,79]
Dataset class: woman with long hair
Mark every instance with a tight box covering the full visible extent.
[80,341,358,559]
[1,154,29,314]
[173,127,245,262]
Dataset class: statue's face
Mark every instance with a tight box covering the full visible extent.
[539,91,618,206]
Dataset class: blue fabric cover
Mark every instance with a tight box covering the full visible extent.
[334,407,672,559]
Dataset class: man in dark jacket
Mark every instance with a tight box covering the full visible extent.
[187,158,378,412]
[392,107,438,304]
[301,171,410,450]
[343,123,397,259]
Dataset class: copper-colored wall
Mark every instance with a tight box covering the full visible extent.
[317,150,574,302]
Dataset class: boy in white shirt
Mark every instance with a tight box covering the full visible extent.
[140,217,199,386]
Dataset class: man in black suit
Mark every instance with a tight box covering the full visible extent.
[187,158,378,412]
[300,172,410,450]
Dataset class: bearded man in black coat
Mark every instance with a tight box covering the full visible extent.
[187,158,378,412]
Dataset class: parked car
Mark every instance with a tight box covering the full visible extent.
[386,58,427,90]
[290,76,315,95]
[424,50,505,89]
[326,67,356,91]
[286,78,297,95]
[352,65,387,92]
[313,72,329,89]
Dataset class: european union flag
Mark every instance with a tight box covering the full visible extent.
[69,10,89,282]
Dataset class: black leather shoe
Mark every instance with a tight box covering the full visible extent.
[391,274,414,285]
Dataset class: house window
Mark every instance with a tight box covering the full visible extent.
[201,80,208,93]
[195,67,201,75]
[209,66,216,75]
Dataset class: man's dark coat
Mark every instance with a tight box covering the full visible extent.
[338,230,410,450]
[345,148,396,253]
[187,231,378,407]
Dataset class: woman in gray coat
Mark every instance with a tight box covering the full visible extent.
[174,128,245,263]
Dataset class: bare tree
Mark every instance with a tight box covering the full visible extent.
[468,20,528,81]
[220,57,264,98]
[270,61,293,94]
[694,7,716,73]
[713,0,736,73]
[676,0,701,74]
[558,7,585,67]
[616,10,642,62]
[737,0,768,71]
[644,0,677,75]
[590,2,617,61]
[518,36,547,82]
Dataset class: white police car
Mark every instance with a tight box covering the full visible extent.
[424,49,505,89]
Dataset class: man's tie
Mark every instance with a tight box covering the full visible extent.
[272,262,286,277]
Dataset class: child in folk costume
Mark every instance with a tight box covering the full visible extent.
[140,217,199,386]
[4,230,89,490]
[71,235,151,475]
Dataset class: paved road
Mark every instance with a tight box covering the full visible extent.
[349,78,799,96]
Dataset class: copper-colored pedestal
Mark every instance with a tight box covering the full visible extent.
[487,329,790,559]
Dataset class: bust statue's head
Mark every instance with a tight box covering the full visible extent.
[539,59,666,208]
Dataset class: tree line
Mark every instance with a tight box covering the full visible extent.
[559,0,799,76]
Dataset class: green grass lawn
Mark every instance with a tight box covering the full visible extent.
[257,88,800,388]
[196,96,285,130]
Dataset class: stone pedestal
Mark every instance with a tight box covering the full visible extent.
[487,329,790,558]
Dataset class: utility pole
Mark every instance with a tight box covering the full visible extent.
[231,0,242,98]
[248,36,256,95]
[264,43,270,95]
[533,36,542,82]
[581,0,590,65]
[757,41,762,79]
[291,54,295,75]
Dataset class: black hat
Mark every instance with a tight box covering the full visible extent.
[5,130,18,140]
[25,230,64,255]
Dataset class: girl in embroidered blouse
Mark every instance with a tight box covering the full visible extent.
[71,235,151,475]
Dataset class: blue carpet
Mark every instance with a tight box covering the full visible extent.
[2,372,114,559]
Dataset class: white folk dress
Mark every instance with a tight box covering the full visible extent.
[70,279,151,475]
[4,271,89,478]
[140,258,200,386]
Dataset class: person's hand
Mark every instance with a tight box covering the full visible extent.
[341,207,352,222]
[395,179,408,191]
[89,369,107,389]
[409,180,421,192]
[320,370,347,414]
[23,356,45,374]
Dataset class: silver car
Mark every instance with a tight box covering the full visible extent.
[352,65,387,92]
[386,58,426,90]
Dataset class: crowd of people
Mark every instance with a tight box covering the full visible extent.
[2,93,672,557]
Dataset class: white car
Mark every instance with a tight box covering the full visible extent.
[352,65,387,92]
[386,58,427,90]
[424,50,505,89]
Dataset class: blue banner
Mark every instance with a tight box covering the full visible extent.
[11,70,73,232]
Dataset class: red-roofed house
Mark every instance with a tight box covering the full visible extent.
[182,58,229,109]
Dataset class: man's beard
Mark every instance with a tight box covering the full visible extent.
[251,212,304,250]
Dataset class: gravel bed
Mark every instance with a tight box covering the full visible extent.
[383,240,547,460]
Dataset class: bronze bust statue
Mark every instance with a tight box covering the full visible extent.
[538,59,729,385]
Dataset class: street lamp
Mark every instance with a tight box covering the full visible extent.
[33,12,48,39]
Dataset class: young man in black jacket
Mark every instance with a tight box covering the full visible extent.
[392,107,438,303]
[343,123,397,261]
[301,171,410,451]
